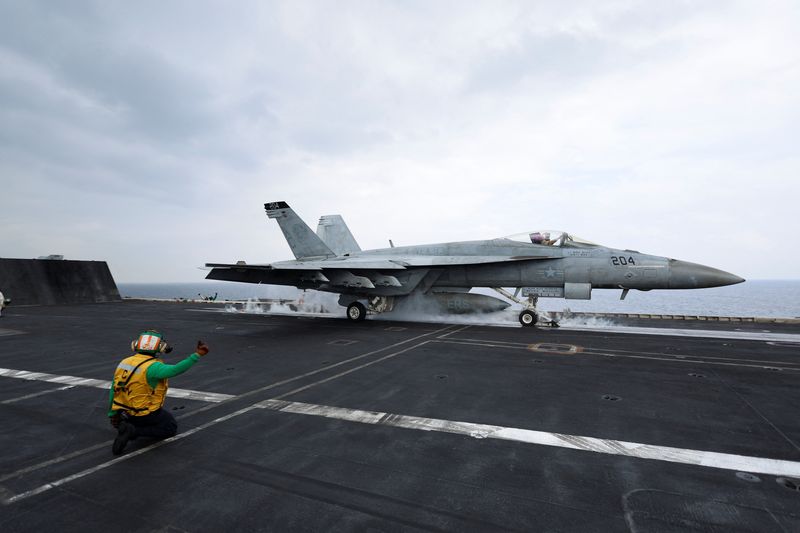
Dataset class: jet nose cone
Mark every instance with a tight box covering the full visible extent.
[669,260,745,289]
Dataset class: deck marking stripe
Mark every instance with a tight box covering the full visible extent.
[255,400,800,478]
[0,444,110,484]
[169,325,459,419]
[710,369,800,454]
[1,385,76,404]
[273,341,433,400]
[580,352,800,372]
[561,325,800,343]
[587,348,800,367]
[436,325,472,339]
[448,337,800,366]
[432,339,530,350]
[430,340,800,371]
[1,327,455,501]
[2,405,259,505]
[0,367,233,403]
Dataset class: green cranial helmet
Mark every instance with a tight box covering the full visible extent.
[131,330,169,355]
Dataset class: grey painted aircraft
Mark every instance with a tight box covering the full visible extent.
[206,202,744,326]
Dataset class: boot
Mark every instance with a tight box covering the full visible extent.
[112,420,136,455]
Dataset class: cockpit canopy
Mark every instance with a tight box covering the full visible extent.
[504,230,599,247]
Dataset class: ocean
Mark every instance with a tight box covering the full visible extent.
[118,280,800,318]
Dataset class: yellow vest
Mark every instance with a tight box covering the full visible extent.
[111,354,168,416]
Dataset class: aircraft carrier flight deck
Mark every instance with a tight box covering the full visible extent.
[1,300,799,532]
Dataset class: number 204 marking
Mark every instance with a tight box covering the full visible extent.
[611,256,636,266]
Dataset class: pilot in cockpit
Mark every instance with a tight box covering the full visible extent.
[530,232,557,245]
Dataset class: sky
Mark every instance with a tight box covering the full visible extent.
[0,0,798,282]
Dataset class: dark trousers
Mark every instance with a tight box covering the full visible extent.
[127,408,177,440]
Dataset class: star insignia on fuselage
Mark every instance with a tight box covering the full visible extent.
[545,267,557,278]
[538,267,563,279]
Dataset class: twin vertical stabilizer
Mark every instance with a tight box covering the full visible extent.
[264,202,335,259]
[317,215,361,255]
[264,202,362,259]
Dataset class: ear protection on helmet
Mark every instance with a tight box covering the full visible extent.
[131,330,171,355]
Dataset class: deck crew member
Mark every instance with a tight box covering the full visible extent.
[109,330,210,455]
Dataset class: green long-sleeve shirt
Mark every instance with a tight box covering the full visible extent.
[108,353,201,416]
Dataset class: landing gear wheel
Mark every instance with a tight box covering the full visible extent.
[346,302,367,322]
[519,309,537,327]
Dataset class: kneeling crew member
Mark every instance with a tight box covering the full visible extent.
[109,330,210,455]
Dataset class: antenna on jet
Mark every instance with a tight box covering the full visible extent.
[389,239,395,248]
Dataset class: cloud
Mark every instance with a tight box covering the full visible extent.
[0,0,798,281]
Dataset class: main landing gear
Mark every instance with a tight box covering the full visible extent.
[346,302,367,322]
[343,296,394,322]
[491,288,559,328]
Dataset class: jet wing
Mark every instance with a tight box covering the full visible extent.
[207,254,545,272]
[205,261,408,290]
[205,255,549,291]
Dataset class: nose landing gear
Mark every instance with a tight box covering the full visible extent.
[491,288,558,328]
[518,309,537,326]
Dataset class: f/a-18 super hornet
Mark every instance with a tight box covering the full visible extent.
[206,202,744,326]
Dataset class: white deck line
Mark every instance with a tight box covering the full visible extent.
[1,385,76,404]
[255,399,800,478]
[1,328,458,505]
[0,367,233,403]
[560,324,800,343]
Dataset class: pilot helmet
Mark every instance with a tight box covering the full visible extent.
[131,330,172,355]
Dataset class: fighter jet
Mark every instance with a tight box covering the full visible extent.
[206,202,744,326]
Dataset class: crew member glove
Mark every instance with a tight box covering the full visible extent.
[196,340,210,356]
[110,412,122,428]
